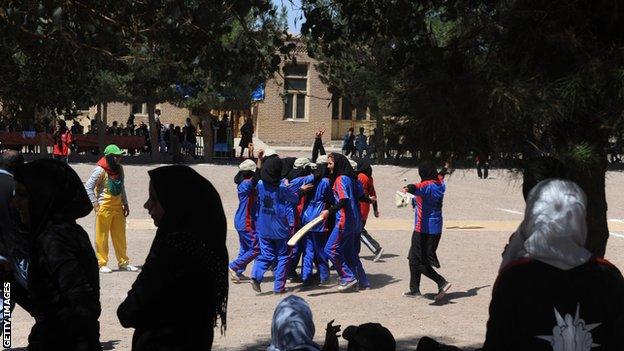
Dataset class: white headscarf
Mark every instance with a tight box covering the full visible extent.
[267,295,321,351]
[500,179,592,271]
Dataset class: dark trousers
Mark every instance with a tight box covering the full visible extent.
[477,162,489,179]
[408,231,446,293]
[360,221,382,254]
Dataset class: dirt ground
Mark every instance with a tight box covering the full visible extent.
[8,164,624,350]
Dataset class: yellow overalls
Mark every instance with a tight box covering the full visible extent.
[95,172,129,268]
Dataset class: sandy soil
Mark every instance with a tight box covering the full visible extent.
[7,165,624,350]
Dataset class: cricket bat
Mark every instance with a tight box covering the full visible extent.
[395,191,415,208]
[288,215,324,246]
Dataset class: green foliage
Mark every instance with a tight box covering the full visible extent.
[0,1,286,118]
[301,0,624,165]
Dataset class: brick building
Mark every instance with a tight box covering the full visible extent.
[83,44,375,146]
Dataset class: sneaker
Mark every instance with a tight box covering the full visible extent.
[402,291,422,298]
[435,281,452,301]
[338,279,358,292]
[373,248,385,262]
[99,266,113,273]
[251,279,262,293]
[229,268,240,283]
[119,265,139,272]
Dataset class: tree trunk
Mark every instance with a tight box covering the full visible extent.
[371,105,385,163]
[568,151,609,257]
[146,102,161,162]
[202,116,213,160]
[96,103,107,155]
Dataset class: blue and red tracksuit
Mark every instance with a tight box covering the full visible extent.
[251,179,301,292]
[301,177,334,282]
[287,175,315,279]
[325,175,361,284]
[411,174,446,234]
[352,179,369,287]
[229,179,259,275]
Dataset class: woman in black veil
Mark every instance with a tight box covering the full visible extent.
[118,165,228,351]
[12,159,102,351]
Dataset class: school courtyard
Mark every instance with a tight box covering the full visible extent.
[8,163,624,350]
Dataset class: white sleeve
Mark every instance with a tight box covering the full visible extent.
[85,167,104,204]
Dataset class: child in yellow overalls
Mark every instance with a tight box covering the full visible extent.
[85,144,138,273]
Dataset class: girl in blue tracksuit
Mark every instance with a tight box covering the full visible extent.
[251,155,309,294]
[283,158,316,282]
[301,155,334,284]
[285,158,318,284]
[321,153,367,291]
[403,161,451,299]
[350,160,371,289]
[228,159,260,282]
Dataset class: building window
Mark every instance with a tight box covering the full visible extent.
[283,63,308,120]
[131,103,145,115]
[356,104,367,120]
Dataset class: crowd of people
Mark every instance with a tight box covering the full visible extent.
[0,138,622,350]
[228,141,389,294]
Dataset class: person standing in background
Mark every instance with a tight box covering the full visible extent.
[52,120,73,163]
[342,128,356,157]
[239,117,254,159]
[355,127,368,158]
[476,153,489,179]
[85,144,139,274]
[183,118,197,157]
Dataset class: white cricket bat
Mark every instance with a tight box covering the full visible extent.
[288,215,324,246]
[395,190,415,208]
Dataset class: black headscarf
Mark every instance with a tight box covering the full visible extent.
[280,157,296,179]
[418,161,439,181]
[147,165,228,330]
[261,156,283,186]
[287,165,312,181]
[313,163,330,181]
[352,157,372,178]
[329,153,356,179]
[54,120,68,149]
[234,170,255,185]
[14,159,92,238]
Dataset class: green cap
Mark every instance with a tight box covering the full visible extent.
[103,144,125,156]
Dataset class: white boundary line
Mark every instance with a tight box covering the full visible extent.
[495,208,523,215]
[610,232,624,239]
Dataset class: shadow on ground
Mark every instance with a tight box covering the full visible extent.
[304,273,400,297]
[423,285,490,306]
[214,335,483,351]
[102,340,121,350]
[6,340,121,351]
[361,253,400,262]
